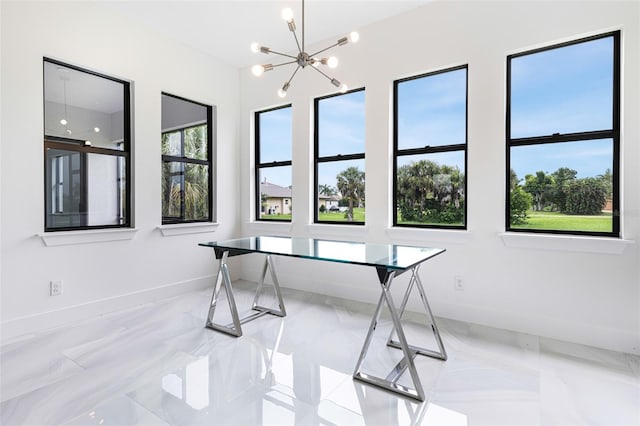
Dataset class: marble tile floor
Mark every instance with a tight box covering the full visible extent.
[1,280,639,426]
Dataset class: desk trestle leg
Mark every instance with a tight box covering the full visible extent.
[386,266,447,361]
[352,265,446,401]
[205,252,286,337]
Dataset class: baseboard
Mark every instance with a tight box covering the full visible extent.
[1,276,214,343]
[239,266,640,356]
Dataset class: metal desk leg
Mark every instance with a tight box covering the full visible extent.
[205,250,243,336]
[252,255,287,317]
[353,268,426,401]
[387,265,447,361]
[206,253,287,338]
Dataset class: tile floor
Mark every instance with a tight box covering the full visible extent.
[1,281,639,425]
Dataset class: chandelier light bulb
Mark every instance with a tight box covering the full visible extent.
[327,56,338,69]
[281,7,294,22]
[250,42,260,53]
[60,119,67,125]
[348,31,360,43]
[252,64,265,77]
[339,83,348,93]
[278,82,290,98]
[94,127,100,133]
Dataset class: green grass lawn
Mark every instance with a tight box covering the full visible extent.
[260,208,365,222]
[512,211,612,232]
[318,207,365,222]
[260,214,291,221]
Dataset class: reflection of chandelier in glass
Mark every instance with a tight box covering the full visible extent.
[57,67,100,145]
[250,0,359,98]
[59,73,72,135]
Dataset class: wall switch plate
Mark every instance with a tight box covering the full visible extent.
[454,275,464,291]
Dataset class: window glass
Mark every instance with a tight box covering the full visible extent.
[397,68,466,149]
[507,32,619,236]
[394,66,467,228]
[255,105,292,221]
[258,166,292,219]
[161,93,213,224]
[315,89,366,224]
[396,151,465,226]
[43,58,130,231]
[317,90,365,157]
[510,37,613,138]
[44,61,125,151]
[258,107,292,164]
[317,159,365,223]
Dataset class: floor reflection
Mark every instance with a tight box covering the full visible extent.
[2,283,638,426]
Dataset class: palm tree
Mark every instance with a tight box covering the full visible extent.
[336,167,365,221]
[161,125,209,220]
[319,184,337,196]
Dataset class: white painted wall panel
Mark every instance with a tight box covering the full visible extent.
[239,1,640,354]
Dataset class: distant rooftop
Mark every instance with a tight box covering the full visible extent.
[261,181,291,198]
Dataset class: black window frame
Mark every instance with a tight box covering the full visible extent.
[392,64,469,230]
[505,31,620,237]
[43,57,131,232]
[161,92,214,225]
[254,104,293,222]
[314,88,366,225]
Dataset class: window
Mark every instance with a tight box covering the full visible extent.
[161,93,213,224]
[314,89,366,224]
[393,66,468,228]
[255,105,292,221]
[44,58,130,231]
[506,32,620,236]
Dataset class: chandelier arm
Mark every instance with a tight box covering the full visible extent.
[286,64,302,86]
[309,64,335,82]
[271,60,298,68]
[309,42,342,58]
[291,29,303,54]
[266,49,299,60]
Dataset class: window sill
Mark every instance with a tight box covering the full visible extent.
[305,223,369,239]
[158,222,219,237]
[39,228,138,247]
[499,232,635,254]
[386,227,473,245]
[246,221,293,235]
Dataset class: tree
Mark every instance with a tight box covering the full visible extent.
[396,160,464,224]
[523,171,555,211]
[336,167,365,221]
[564,178,607,215]
[510,186,532,225]
[319,184,337,196]
[551,167,577,212]
[509,169,519,191]
[597,168,613,199]
[397,160,438,221]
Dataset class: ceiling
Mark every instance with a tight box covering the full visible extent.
[102,1,433,68]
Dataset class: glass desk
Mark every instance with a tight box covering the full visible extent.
[199,236,447,401]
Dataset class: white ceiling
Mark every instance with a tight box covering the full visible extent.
[102,0,433,68]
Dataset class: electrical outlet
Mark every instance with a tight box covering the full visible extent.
[454,275,464,291]
[50,280,63,296]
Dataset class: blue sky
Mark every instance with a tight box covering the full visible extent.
[510,36,614,180]
[258,34,614,192]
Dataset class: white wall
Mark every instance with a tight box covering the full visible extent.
[0,1,241,338]
[239,1,640,354]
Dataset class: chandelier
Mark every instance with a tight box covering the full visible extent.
[250,0,359,98]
